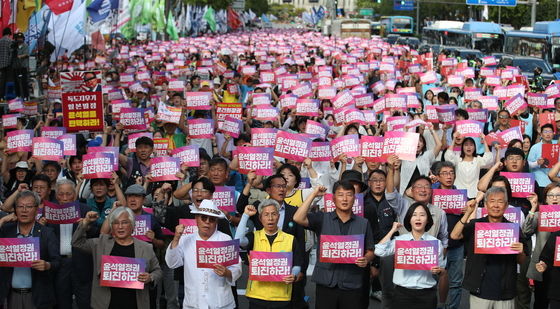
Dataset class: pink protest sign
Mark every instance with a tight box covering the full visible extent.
[538,205,560,232]
[498,127,523,146]
[132,215,152,242]
[157,103,183,124]
[236,147,274,176]
[274,131,311,162]
[219,116,243,139]
[2,113,20,129]
[447,75,464,87]
[466,109,488,122]
[555,237,560,266]
[82,153,114,179]
[185,92,212,110]
[455,120,483,138]
[213,186,236,213]
[360,136,384,162]
[344,109,366,125]
[296,99,320,117]
[187,119,214,139]
[432,189,468,215]
[57,134,76,156]
[196,239,240,268]
[386,116,408,131]
[309,142,332,161]
[0,237,40,267]
[499,172,534,198]
[394,240,439,270]
[89,147,119,171]
[319,234,364,264]
[8,98,24,112]
[504,94,527,116]
[318,86,337,100]
[251,128,277,147]
[305,120,328,139]
[280,94,297,110]
[323,193,364,216]
[41,127,67,139]
[252,93,271,106]
[385,94,407,110]
[435,104,457,124]
[420,71,437,84]
[478,206,522,224]
[120,108,147,130]
[249,251,293,282]
[543,144,560,168]
[331,134,360,159]
[474,222,519,254]
[382,131,419,161]
[527,93,549,108]
[128,132,153,152]
[100,255,145,289]
[355,93,374,108]
[168,79,185,92]
[7,129,33,153]
[463,88,482,102]
[171,145,200,167]
[32,137,63,161]
[151,157,180,182]
[332,90,355,110]
[479,96,499,111]
[44,201,81,224]
[178,219,198,235]
[253,105,279,121]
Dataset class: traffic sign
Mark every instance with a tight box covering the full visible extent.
[394,0,415,11]
[465,0,516,6]
[360,8,374,16]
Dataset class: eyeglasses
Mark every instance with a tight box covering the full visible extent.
[547,194,560,199]
[439,172,455,177]
[16,205,36,211]
[542,130,554,134]
[192,189,209,193]
[271,184,287,189]
[200,215,218,223]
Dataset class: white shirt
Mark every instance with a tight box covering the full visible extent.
[165,229,242,309]
[60,223,73,256]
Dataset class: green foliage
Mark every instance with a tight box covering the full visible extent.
[246,0,269,16]
[181,0,231,10]
[268,3,301,21]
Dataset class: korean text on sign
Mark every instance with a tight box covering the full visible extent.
[474,222,519,254]
[249,251,293,282]
[395,240,438,270]
[319,234,364,264]
[196,239,240,268]
[100,255,146,290]
[0,237,40,267]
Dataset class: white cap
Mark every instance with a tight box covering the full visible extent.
[190,200,226,219]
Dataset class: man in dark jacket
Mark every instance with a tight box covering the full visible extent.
[0,190,60,309]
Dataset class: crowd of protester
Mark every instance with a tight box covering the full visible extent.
[0,27,560,309]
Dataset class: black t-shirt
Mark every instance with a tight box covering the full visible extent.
[108,242,138,309]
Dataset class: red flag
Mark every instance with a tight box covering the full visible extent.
[227,7,242,30]
[1,0,13,31]
[91,31,106,52]
[44,0,73,15]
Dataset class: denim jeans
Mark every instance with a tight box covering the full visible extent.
[445,246,464,309]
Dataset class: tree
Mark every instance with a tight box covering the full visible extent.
[268,3,301,21]
[246,0,269,16]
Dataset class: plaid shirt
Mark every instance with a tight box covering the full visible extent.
[0,36,13,69]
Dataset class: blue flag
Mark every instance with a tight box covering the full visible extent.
[26,6,51,53]
[261,13,270,24]
[87,0,119,23]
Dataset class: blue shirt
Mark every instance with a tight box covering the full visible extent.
[375,232,446,289]
[528,141,556,187]
[11,224,35,289]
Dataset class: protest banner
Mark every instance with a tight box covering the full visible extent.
[386,116,408,131]
[252,105,279,121]
[185,92,212,110]
[274,131,311,162]
[251,128,277,147]
[213,186,236,213]
[60,70,102,92]
[466,109,488,123]
[2,113,20,129]
[542,144,560,168]
[309,142,332,161]
[305,120,328,139]
[100,255,145,290]
[447,75,464,87]
[478,96,499,111]
[331,134,360,159]
[0,237,40,267]
[527,93,549,108]
[168,79,185,92]
[220,116,243,138]
[157,103,182,124]
[62,91,104,132]
[171,145,200,167]
[394,240,438,270]
[236,147,274,176]
[500,172,535,198]
[319,234,364,264]
[455,120,484,138]
[432,189,468,215]
[187,119,214,139]
[196,239,240,268]
[82,153,114,179]
[44,201,81,224]
[131,215,151,242]
[252,93,271,105]
[57,134,77,156]
[360,136,384,162]
[120,108,147,130]
[7,129,34,153]
[323,193,364,216]
[150,157,180,182]
[249,252,293,282]
[498,127,523,146]
[178,219,198,235]
[41,127,66,139]
[216,103,243,122]
[318,86,337,100]
[504,94,527,116]
[279,94,297,110]
[296,99,320,117]
[382,131,419,161]
[385,94,407,110]
[485,75,501,86]
[478,206,522,224]
[8,98,24,112]
[332,90,355,109]
[151,138,169,157]
[89,146,119,170]
[463,88,482,102]
[474,222,519,254]
[355,93,374,108]
[538,205,560,232]
[435,104,457,124]
[128,132,153,153]
[32,137,63,161]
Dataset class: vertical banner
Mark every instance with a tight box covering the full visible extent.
[474,222,519,254]
[319,234,364,264]
[196,239,240,268]
[100,255,146,289]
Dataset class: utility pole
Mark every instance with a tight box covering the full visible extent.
[416,0,420,35]
[531,0,536,26]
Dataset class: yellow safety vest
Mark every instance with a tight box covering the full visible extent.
[245,229,294,302]
[284,189,304,207]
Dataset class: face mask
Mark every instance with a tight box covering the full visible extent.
[106,78,112,82]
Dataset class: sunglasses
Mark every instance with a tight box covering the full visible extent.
[200,215,218,223]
